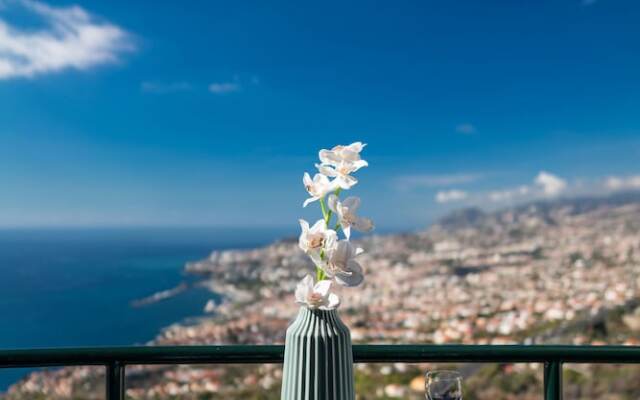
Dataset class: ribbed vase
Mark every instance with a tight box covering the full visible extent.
[280,307,355,400]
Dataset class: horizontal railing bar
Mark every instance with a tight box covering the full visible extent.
[1,345,640,368]
[353,345,640,363]
[0,345,284,368]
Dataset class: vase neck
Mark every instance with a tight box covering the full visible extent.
[298,306,339,320]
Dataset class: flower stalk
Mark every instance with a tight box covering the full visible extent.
[296,142,374,310]
[319,197,329,223]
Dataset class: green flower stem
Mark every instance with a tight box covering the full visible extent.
[316,249,327,281]
[316,188,342,281]
[320,197,329,222]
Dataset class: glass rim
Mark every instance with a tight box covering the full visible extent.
[425,369,463,380]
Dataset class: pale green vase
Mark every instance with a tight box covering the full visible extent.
[280,307,355,400]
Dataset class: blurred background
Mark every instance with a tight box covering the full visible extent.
[1,0,639,398]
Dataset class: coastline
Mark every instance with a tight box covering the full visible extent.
[0,228,281,393]
[6,196,640,398]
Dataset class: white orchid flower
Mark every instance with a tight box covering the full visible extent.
[318,142,367,166]
[298,219,338,266]
[327,195,374,239]
[295,275,340,310]
[315,161,366,189]
[316,142,368,189]
[322,240,365,287]
[302,172,335,207]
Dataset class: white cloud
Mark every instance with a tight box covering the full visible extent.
[141,81,192,94]
[604,175,640,191]
[435,189,468,204]
[535,171,567,197]
[0,0,133,79]
[488,186,530,203]
[455,123,477,135]
[209,82,240,94]
[208,75,259,95]
[484,172,566,204]
[433,171,640,209]
[395,173,481,190]
[474,171,568,204]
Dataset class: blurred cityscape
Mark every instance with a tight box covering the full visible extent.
[6,192,640,399]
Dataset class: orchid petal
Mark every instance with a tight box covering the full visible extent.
[314,280,332,297]
[313,173,329,184]
[351,159,368,171]
[335,260,364,287]
[310,219,327,232]
[335,270,363,287]
[320,263,335,277]
[342,224,351,239]
[324,293,340,310]
[324,231,338,251]
[319,149,341,165]
[353,216,374,232]
[330,240,350,264]
[303,197,318,208]
[342,196,360,211]
[295,275,313,304]
[303,172,313,186]
[336,175,357,189]
[340,149,360,162]
[298,220,309,251]
[309,252,323,267]
[327,194,339,213]
[347,142,365,152]
[316,164,337,177]
[303,274,315,288]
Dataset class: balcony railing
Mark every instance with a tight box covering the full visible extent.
[2,344,640,399]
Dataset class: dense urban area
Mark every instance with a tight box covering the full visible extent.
[6,193,640,399]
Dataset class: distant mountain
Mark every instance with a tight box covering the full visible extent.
[435,190,640,231]
[436,207,487,230]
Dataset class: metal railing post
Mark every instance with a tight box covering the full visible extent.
[106,361,125,400]
[544,361,562,400]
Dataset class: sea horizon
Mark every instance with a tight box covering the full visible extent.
[0,226,292,391]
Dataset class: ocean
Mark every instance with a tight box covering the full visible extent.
[0,227,287,391]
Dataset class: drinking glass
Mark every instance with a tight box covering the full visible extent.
[425,370,463,400]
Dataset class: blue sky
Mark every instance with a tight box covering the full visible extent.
[0,0,639,230]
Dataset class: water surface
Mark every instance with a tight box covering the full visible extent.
[0,227,286,390]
